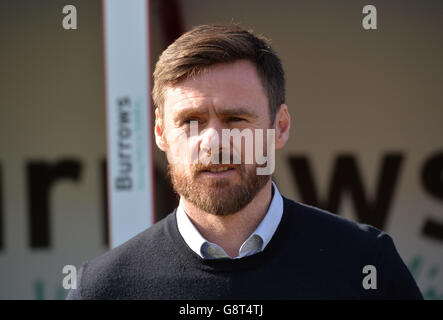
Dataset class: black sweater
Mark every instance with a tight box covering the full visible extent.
[67,197,423,299]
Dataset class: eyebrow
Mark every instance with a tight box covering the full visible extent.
[174,106,259,120]
[216,108,259,119]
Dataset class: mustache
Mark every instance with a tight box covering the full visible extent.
[188,150,242,174]
[193,148,242,166]
[192,163,239,172]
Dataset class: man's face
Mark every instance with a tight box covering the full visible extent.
[156,59,275,215]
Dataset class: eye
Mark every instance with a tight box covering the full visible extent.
[182,118,199,125]
[228,117,244,122]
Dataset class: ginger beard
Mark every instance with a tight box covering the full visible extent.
[168,159,270,216]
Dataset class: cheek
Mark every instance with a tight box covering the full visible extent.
[227,129,270,164]
[164,128,201,168]
[168,154,193,178]
[248,129,273,161]
[164,128,189,154]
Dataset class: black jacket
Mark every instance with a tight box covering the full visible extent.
[67,197,423,299]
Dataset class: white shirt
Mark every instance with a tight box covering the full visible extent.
[176,181,284,259]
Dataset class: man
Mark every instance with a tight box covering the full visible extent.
[68,24,422,299]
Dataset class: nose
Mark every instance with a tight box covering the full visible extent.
[199,120,223,155]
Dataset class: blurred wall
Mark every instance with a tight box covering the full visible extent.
[0,0,442,299]
[0,0,106,299]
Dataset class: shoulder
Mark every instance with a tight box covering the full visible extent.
[282,197,383,235]
[281,197,389,255]
[279,197,422,299]
[69,212,176,299]
[91,212,173,267]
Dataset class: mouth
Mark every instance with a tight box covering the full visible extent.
[198,165,237,177]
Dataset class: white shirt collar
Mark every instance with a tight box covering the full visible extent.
[176,181,284,259]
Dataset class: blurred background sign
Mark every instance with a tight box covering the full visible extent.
[103,0,154,248]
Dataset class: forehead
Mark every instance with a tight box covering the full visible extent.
[162,60,268,117]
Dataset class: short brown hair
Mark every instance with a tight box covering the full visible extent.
[152,24,285,123]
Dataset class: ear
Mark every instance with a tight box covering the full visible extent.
[154,108,168,152]
[274,104,291,150]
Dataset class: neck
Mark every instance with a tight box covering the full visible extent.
[181,179,273,258]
